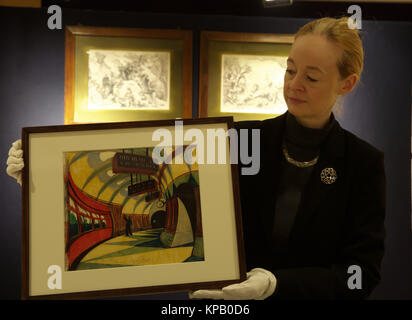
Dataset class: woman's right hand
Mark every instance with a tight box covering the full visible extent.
[6,139,24,186]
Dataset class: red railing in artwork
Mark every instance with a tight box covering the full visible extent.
[67,228,113,267]
[66,172,113,269]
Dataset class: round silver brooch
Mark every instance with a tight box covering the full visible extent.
[320,168,337,185]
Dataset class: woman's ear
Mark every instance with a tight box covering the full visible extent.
[339,73,358,95]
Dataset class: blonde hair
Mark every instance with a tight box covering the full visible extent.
[295,17,364,80]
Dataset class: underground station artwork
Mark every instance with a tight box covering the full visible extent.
[63,146,204,271]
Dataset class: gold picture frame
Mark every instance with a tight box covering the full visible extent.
[64,26,193,124]
[21,117,246,299]
[199,31,294,121]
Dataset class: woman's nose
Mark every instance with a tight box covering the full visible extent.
[288,74,305,91]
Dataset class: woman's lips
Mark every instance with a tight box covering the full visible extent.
[288,96,306,104]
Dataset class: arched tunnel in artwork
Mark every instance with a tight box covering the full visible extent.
[151,210,166,228]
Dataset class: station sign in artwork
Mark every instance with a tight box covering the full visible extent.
[128,179,158,197]
[112,152,159,175]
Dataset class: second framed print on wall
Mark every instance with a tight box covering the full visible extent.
[64,26,193,124]
[199,31,294,121]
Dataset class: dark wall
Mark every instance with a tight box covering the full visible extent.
[338,20,412,299]
[0,6,411,300]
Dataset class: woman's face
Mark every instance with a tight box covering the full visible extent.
[283,34,356,128]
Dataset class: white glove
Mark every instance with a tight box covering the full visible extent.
[6,139,24,186]
[189,268,277,300]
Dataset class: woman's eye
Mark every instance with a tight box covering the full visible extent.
[286,69,318,82]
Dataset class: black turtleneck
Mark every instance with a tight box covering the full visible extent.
[272,112,336,251]
[284,112,336,161]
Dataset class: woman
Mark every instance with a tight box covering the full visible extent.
[190,17,385,300]
[7,17,385,300]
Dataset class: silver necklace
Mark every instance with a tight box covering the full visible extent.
[282,142,319,168]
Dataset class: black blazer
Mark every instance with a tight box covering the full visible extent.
[235,112,386,300]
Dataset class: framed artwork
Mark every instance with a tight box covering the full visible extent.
[21,117,246,299]
[199,31,294,121]
[64,26,193,124]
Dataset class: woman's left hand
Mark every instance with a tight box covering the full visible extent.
[189,268,277,300]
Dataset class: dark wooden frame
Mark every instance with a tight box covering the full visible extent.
[21,117,246,300]
[199,31,294,120]
[64,26,193,124]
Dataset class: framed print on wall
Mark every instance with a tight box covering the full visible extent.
[64,26,193,124]
[199,31,294,121]
[21,117,246,299]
